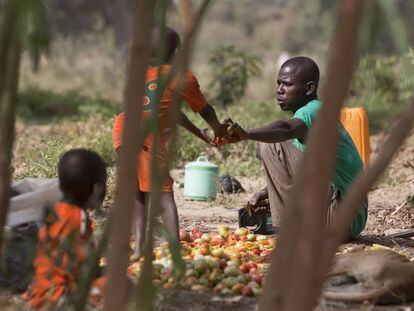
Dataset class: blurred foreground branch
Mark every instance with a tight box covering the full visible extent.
[105,0,212,309]
[179,0,195,35]
[260,1,364,310]
[323,101,414,270]
[103,0,155,310]
[0,0,49,253]
[137,1,212,310]
[0,0,21,253]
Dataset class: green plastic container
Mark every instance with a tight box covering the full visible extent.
[184,156,218,201]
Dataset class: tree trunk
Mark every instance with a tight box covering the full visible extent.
[179,0,194,35]
[104,1,211,308]
[103,0,155,310]
[259,1,364,310]
[0,0,22,254]
[99,0,132,52]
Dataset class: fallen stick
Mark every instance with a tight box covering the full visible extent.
[385,229,414,239]
[390,200,408,216]
[405,161,414,170]
[402,179,413,190]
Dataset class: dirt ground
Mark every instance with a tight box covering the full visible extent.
[166,131,414,310]
[174,131,414,241]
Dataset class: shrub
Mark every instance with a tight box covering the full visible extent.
[348,54,414,133]
[14,116,116,179]
[208,45,262,108]
[68,116,116,166]
[15,138,65,179]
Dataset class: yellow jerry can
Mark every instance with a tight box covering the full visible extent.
[340,107,371,165]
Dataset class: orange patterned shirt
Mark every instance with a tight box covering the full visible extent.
[112,65,208,192]
[24,201,93,309]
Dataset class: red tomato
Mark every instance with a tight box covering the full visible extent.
[252,274,262,286]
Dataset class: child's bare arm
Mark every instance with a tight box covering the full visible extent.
[198,104,228,139]
[178,111,213,145]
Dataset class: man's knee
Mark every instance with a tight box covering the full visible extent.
[260,142,285,167]
[260,142,274,161]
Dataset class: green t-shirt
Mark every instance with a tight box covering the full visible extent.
[291,99,368,237]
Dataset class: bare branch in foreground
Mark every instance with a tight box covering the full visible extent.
[136,1,212,310]
[323,101,414,269]
[103,0,155,310]
[0,0,22,253]
[179,0,195,35]
[259,1,364,310]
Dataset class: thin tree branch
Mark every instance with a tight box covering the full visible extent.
[179,0,195,36]
[135,2,169,309]
[72,220,110,311]
[322,101,414,270]
[0,0,22,254]
[259,1,364,310]
[105,0,212,309]
[136,1,212,310]
[103,0,155,310]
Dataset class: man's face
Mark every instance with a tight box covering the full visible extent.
[276,65,308,112]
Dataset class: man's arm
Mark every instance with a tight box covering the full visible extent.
[229,118,308,143]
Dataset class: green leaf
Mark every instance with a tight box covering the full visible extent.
[208,45,262,107]
[5,0,50,70]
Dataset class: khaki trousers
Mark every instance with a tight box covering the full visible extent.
[260,141,339,228]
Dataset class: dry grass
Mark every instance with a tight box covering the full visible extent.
[18,3,299,106]
[20,34,125,103]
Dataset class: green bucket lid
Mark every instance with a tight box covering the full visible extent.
[185,156,218,172]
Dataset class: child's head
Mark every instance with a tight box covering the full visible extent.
[58,149,107,209]
[150,26,181,64]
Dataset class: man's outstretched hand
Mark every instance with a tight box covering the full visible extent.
[223,118,249,143]
[212,118,250,146]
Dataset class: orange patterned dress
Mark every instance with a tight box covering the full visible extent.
[24,201,103,309]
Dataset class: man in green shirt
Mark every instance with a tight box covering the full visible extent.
[228,56,367,238]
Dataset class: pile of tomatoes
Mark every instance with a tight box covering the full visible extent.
[128,226,275,297]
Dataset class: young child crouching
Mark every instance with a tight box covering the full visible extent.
[24,149,107,310]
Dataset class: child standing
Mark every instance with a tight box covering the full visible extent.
[112,27,227,259]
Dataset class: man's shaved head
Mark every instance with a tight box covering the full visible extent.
[281,56,320,86]
[58,149,106,205]
[276,56,320,112]
[150,26,181,64]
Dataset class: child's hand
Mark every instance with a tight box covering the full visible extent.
[213,123,229,140]
[213,136,228,147]
[199,128,215,146]
[212,118,234,147]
